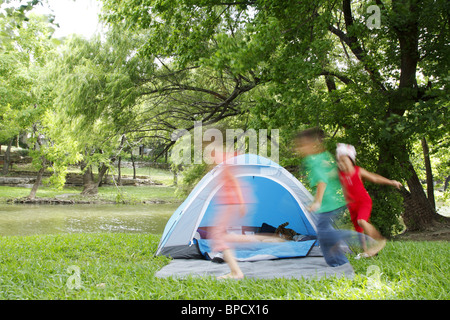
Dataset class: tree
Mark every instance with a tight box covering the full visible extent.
[100,0,449,233]
[46,33,149,195]
[53,18,261,158]
[0,1,64,198]
[0,5,56,176]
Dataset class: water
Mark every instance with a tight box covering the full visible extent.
[0,203,179,237]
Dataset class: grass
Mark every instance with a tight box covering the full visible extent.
[118,167,175,185]
[1,159,448,300]
[97,185,181,203]
[0,185,80,200]
[0,233,448,300]
[0,185,182,204]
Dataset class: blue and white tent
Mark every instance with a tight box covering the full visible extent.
[156,154,318,259]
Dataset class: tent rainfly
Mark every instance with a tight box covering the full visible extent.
[156,154,318,259]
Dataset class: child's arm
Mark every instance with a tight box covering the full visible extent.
[360,168,402,189]
[309,182,326,212]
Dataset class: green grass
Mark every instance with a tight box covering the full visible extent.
[118,167,175,185]
[0,185,181,204]
[0,233,447,300]
[0,185,81,200]
[97,185,181,203]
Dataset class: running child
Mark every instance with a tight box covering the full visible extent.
[295,128,349,267]
[209,150,283,279]
[336,143,402,257]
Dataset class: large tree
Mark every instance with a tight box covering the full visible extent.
[99,0,448,233]
[0,1,52,174]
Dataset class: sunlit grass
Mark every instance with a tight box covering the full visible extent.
[0,185,82,200]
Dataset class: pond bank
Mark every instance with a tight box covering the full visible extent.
[0,171,163,188]
[7,195,168,205]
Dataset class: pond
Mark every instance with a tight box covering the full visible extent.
[0,203,180,237]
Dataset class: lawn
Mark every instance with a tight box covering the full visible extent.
[0,233,447,300]
[0,185,182,204]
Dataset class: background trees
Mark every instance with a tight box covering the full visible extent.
[1,0,448,234]
[0,1,53,175]
[100,0,449,233]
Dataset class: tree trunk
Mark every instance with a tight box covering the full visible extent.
[28,159,46,199]
[421,137,435,210]
[117,156,122,185]
[1,138,13,175]
[81,163,98,195]
[130,152,136,180]
[389,1,439,231]
[377,142,439,231]
[28,129,47,199]
[97,163,109,187]
[401,160,438,231]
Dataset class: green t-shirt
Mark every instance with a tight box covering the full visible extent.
[303,151,346,213]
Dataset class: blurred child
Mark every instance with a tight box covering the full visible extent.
[210,155,247,279]
[209,150,282,279]
[295,128,349,267]
[336,143,402,258]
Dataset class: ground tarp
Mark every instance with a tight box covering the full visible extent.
[155,257,354,280]
[155,246,355,280]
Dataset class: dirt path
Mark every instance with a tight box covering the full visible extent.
[394,217,450,241]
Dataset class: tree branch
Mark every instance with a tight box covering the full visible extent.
[320,71,353,85]
[327,1,387,93]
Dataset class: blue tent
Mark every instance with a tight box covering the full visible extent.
[156,154,318,259]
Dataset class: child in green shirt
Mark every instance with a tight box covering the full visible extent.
[303,151,347,213]
[295,128,349,267]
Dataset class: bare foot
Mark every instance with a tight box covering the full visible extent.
[217,273,244,280]
[367,238,386,257]
[354,252,370,260]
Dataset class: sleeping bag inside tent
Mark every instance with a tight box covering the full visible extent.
[156,154,318,261]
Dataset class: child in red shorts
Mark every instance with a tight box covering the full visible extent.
[209,151,282,279]
[210,157,247,279]
[336,144,402,257]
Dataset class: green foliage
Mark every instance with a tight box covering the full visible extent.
[176,162,209,196]
[366,185,404,237]
[0,12,53,143]
[98,0,450,232]
[52,32,149,130]
[0,0,447,231]
[33,30,149,189]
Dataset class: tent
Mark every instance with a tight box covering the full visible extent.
[156,154,319,260]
